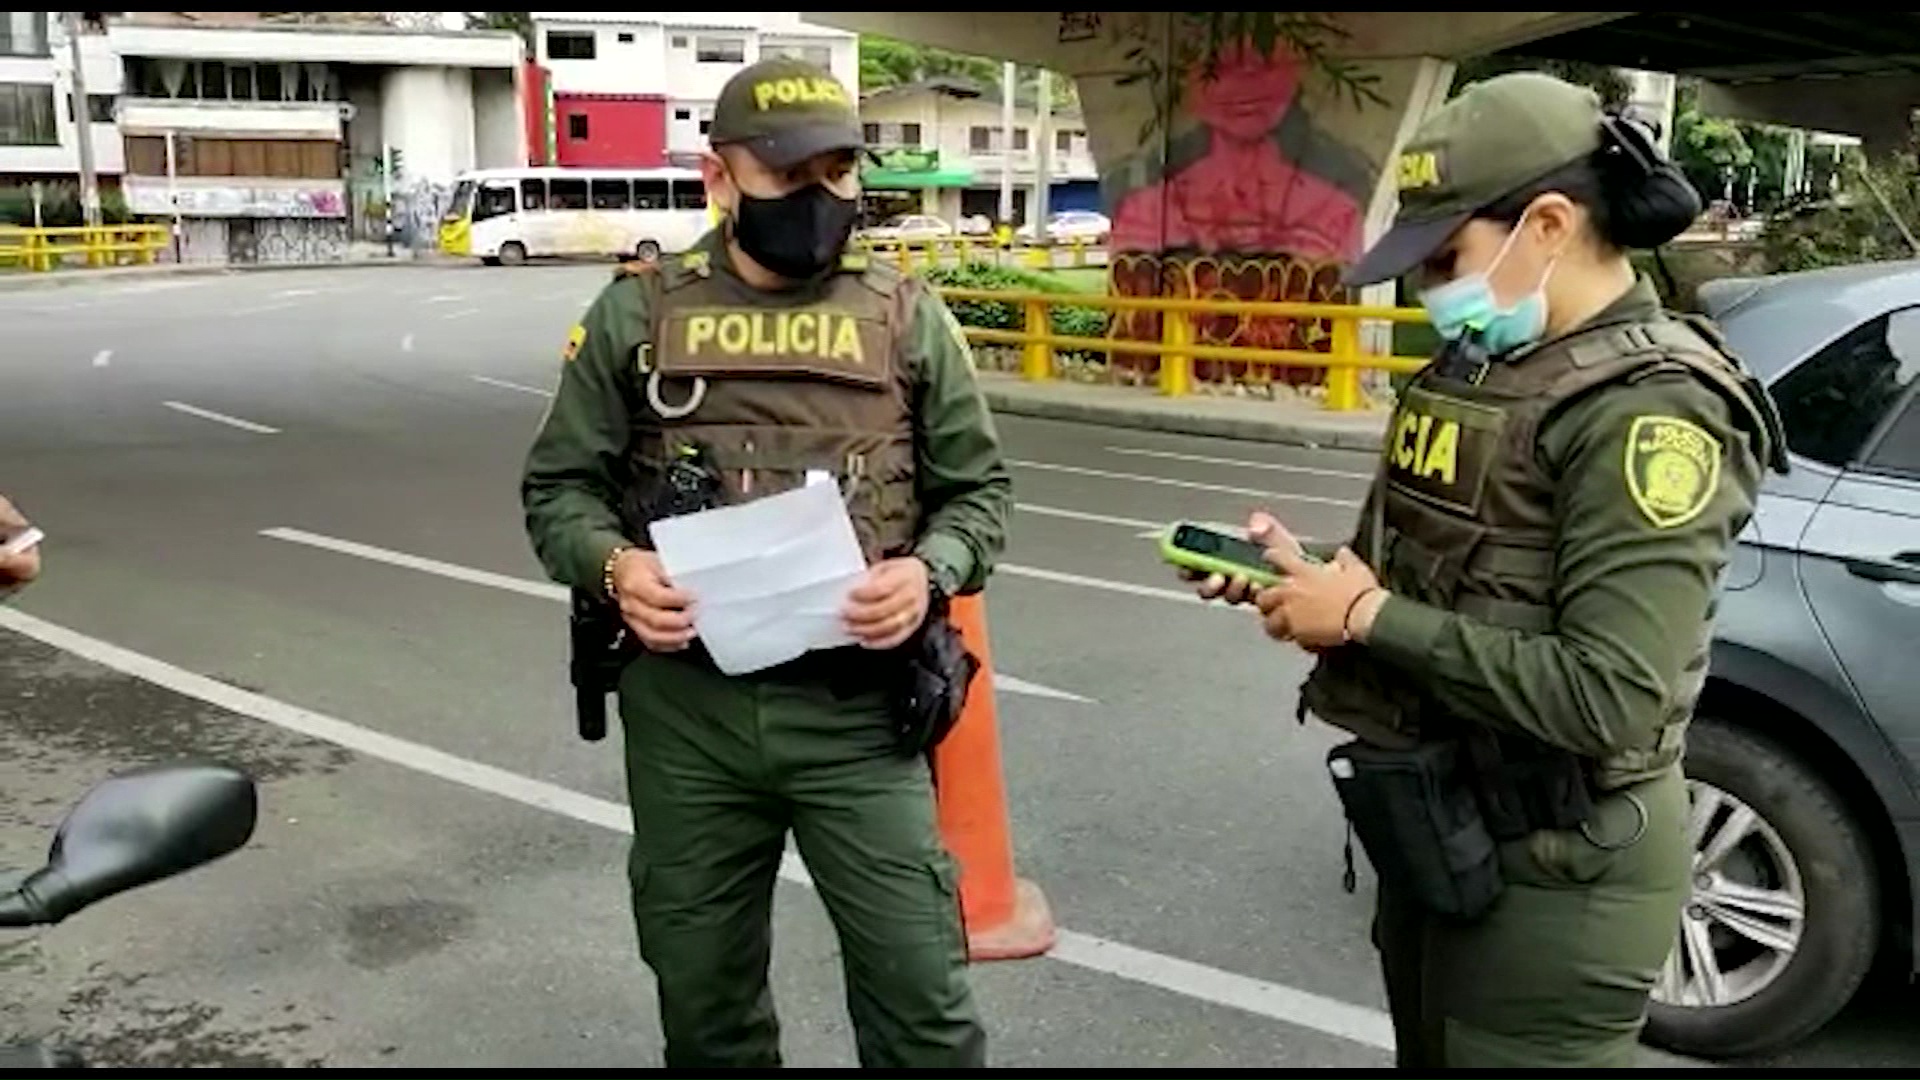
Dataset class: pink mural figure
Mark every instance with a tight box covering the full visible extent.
[1104,38,1373,387]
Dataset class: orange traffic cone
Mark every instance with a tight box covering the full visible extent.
[934,592,1056,962]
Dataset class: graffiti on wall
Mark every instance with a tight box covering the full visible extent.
[1096,15,1384,387]
[171,217,350,266]
[393,178,453,251]
[124,178,347,219]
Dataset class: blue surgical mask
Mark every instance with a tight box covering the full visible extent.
[1419,218,1559,356]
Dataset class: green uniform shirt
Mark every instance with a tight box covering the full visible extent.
[520,233,1013,599]
[1364,281,1765,759]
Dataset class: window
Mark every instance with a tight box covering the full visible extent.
[674,108,692,121]
[548,178,589,210]
[1864,393,1920,478]
[862,122,880,143]
[696,36,746,63]
[521,178,548,211]
[475,184,516,222]
[65,94,117,124]
[671,35,688,48]
[634,179,669,210]
[124,136,341,179]
[590,178,630,210]
[1012,128,1029,151]
[0,83,58,146]
[546,30,596,61]
[969,126,993,152]
[1772,308,1920,468]
[0,12,49,57]
[765,42,832,68]
[567,113,589,141]
[670,178,706,210]
[617,31,634,43]
[901,123,921,144]
[698,118,711,135]
[1056,129,1073,154]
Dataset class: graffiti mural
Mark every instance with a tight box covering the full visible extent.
[123,178,348,219]
[393,178,453,251]
[1096,15,1383,388]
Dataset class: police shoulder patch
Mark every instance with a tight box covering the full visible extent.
[1624,414,1722,529]
[561,322,587,363]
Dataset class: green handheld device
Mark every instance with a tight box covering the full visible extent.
[1158,522,1283,588]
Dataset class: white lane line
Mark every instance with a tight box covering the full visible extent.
[426,294,464,304]
[401,334,415,353]
[1018,504,1162,532]
[229,300,294,317]
[441,306,482,320]
[0,604,1393,1053]
[259,527,1093,704]
[162,401,281,435]
[999,563,1226,608]
[275,287,321,299]
[470,374,554,398]
[1008,459,1361,509]
[92,349,112,368]
[1106,445,1374,482]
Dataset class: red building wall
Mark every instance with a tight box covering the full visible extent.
[554,94,669,169]
[521,60,550,165]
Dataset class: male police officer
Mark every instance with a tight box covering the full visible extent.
[520,57,1008,1068]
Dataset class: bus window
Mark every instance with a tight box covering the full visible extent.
[475,183,515,221]
[590,178,631,210]
[520,178,548,211]
[550,178,589,210]
[635,179,670,210]
[671,178,707,210]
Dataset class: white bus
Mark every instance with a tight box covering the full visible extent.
[438,166,714,266]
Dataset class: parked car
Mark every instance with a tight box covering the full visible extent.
[1016,209,1111,245]
[1643,259,1920,1059]
[857,213,954,245]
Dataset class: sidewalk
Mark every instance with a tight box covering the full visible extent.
[978,371,1390,453]
[0,250,456,292]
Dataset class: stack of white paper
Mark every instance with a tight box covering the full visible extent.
[648,476,868,675]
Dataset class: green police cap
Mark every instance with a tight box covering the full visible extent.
[707,56,864,171]
[1344,72,1607,287]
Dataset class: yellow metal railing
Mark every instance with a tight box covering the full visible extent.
[0,224,170,272]
[936,287,1430,411]
[853,234,1101,273]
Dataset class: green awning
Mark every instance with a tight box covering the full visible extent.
[862,165,976,189]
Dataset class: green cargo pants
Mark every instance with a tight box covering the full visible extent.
[1373,766,1691,1068]
[617,648,986,1069]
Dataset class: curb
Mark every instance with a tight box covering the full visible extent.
[0,257,444,292]
[981,387,1387,453]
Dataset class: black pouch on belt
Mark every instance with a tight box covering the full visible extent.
[1326,739,1503,921]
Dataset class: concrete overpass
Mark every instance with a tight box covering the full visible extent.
[805,11,1914,382]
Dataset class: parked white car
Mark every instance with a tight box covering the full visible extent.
[1017,210,1111,244]
[859,214,955,244]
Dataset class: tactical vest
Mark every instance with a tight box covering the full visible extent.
[620,253,921,561]
[1302,311,1782,791]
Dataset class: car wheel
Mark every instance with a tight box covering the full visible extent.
[634,239,660,261]
[498,241,527,267]
[1643,715,1880,1059]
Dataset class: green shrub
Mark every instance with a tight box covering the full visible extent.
[923,262,1111,346]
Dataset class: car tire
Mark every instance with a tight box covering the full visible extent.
[498,241,527,267]
[1643,715,1880,1059]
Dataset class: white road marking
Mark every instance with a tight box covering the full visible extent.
[441,306,482,320]
[0,604,1393,1053]
[258,527,1092,704]
[229,300,294,317]
[401,334,415,353]
[426,294,463,304]
[1000,563,1227,608]
[162,400,281,435]
[275,288,321,298]
[1017,504,1162,532]
[1106,445,1374,481]
[1008,459,1361,509]
[91,349,112,368]
[470,374,553,398]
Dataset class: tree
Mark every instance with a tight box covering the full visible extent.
[465,11,532,53]
[858,34,1001,94]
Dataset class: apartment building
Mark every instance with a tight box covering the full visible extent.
[0,12,123,186]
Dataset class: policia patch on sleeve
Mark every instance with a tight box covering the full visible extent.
[561,323,587,363]
[1625,415,1722,528]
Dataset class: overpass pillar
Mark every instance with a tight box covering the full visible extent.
[1066,25,1454,391]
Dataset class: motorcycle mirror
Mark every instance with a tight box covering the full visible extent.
[0,762,257,927]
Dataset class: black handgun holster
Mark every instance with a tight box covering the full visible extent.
[1326,739,1503,921]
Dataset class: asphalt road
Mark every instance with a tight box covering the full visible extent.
[1,263,1914,1068]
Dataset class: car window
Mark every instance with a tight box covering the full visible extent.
[1770,306,1920,468]
[1863,389,1920,479]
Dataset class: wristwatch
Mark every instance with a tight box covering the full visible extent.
[924,558,959,609]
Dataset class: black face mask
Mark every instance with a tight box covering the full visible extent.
[729,182,859,280]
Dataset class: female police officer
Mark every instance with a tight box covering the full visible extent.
[1188,72,1786,1067]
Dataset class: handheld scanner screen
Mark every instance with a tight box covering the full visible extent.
[1162,523,1281,587]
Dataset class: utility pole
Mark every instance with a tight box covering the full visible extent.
[1030,68,1054,247]
[62,11,102,228]
[998,59,1015,229]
